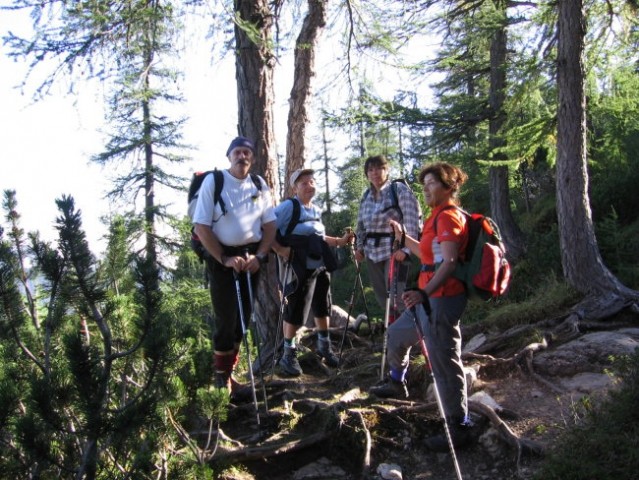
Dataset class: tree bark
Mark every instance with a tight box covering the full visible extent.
[233,0,280,371]
[556,0,637,301]
[488,0,525,261]
[233,0,328,372]
[234,0,279,189]
[284,0,328,197]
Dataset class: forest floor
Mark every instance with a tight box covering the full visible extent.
[203,323,587,480]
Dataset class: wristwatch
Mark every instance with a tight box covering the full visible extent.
[256,252,268,264]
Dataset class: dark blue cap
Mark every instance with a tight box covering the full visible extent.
[226,136,255,157]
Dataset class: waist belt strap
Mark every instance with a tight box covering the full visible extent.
[222,242,260,257]
[365,232,392,247]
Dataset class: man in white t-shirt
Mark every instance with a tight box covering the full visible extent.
[193,136,276,397]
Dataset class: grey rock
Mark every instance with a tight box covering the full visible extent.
[376,463,403,480]
[292,457,348,480]
[533,329,639,376]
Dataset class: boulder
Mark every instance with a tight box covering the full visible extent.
[533,329,639,377]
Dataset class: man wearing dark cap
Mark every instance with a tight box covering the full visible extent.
[271,168,353,375]
[193,136,276,395]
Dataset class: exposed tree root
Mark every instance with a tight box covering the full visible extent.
[469,400,544,479]
[212,431,331,463]
[179,297,638,477]
[352,410,372,475]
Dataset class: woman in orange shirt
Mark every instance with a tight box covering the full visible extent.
[370,162,474,452]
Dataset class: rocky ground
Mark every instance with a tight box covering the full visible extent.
[198,318,639,480]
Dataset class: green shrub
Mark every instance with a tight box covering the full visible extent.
[533,349,639,480]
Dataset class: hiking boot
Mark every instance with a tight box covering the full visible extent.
[279,345,303,376]
[423,420,475,452]
[369,375,409,399]
[317,337,340,367]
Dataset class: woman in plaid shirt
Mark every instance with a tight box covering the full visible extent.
[354,155,422,321]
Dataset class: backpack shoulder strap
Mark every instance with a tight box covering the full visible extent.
[432,205,461,235]
[284,197,301,238]
[360,187,371,204]
[212,169,226,215]
[389,179,408,222]
[250,173,263,191]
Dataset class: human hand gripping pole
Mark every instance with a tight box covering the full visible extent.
[243,250,269,414]
[233,268,261,425]
[408,290,463,480]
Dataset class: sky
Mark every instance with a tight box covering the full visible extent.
[0,6,436,255]
[0,11,253,253]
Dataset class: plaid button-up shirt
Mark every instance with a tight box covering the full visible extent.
[356,180,422,263]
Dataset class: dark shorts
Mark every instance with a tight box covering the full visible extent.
[205,243,259,352]
[285,268,332,326]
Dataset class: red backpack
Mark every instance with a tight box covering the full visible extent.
[434,206,511,300]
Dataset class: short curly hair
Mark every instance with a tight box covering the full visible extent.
[418,162,468,198]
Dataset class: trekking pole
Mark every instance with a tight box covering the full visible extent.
[352,244,373,340]
[244,251,269,414]
[410,299,463,480]
[272,254,292,379]
[337,252,361,365]
[232,270,260,425]
[379,233,397,381]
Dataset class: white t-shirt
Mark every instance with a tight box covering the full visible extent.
[193,169,276,246]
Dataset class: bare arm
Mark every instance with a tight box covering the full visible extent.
[194,223,244,272]
[325,230,355,248]
[194,222,275,274]
[194,223,224,264]
[389,219,420,257]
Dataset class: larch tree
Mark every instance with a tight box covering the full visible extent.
[423,0,528,260]
[233,0,279,189]
[486,0,526,260]
[284,0,328,197]
[91,0,189,269]
[230,0,281,372]
[3,0,189,267]
[230,0,329,370]
[555,0,638,318]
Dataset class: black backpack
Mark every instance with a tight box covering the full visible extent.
[188,169,262,261]
[276,197,340,272]
[360,178,409,222]
[275,197,315,245]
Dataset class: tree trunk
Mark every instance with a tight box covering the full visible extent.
[321,115,332,214]
[488,0,525,261]
[284,0,328,197]
[556,0,636,301]
[233,0,280,371]
[234,0,279,190]
[233,0,328,372]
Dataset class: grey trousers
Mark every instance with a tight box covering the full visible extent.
[366,257,411,316]
[385,294,468,421]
